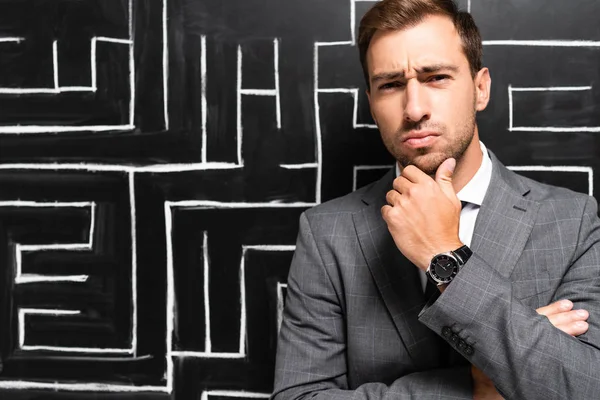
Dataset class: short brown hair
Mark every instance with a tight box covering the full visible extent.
[358,0,482,88]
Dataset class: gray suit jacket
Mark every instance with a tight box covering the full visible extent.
[272,151,600,399]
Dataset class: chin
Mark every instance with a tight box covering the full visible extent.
[412,160,444,176]
[399,151,446,175]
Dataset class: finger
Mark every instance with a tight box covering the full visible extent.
[537,299,573,316]
[546,309,589,327]
[400,164,430,183]
[385,189,402,206]
[435,158,457,200]
[554,321,589,337]
[392,176,413,195]
[381,204,393,220]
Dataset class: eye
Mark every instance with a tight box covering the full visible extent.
[428,75,450,82]
[378,81,404,91]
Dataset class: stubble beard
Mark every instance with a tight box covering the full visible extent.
[389,108,477,176]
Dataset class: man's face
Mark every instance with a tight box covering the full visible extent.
[366,15,488,175]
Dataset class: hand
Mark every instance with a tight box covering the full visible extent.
[472,365,501,400]
[381,158,462,270]
[536,299,589,336]
[472,300,589,399]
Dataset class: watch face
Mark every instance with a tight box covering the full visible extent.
[431,254,458,283]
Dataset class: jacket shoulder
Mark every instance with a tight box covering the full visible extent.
[305,182,376,219]
[513,171,591,204]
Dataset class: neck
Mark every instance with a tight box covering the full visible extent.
[452,128,483,193]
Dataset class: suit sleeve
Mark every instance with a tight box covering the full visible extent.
[272,212,473,400]
[418,196,600,400]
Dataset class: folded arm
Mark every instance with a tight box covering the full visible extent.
[419,197,600,400]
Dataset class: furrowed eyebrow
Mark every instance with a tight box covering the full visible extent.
[370,64,459,85]
[415,64,459,74]
[370,71,405,85]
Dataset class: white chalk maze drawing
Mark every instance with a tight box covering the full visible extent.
[0,168,150,391]
[0,0,168,134]
[0,0,597,398]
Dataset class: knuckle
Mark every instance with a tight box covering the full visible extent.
[381,205,390,218]
[382,204,397,217]
[385,190,394,203]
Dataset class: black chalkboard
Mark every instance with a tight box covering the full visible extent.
[0,0,598,398]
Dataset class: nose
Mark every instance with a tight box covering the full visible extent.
[403,80,431,124]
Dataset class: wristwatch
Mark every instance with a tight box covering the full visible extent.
[426,245,473,286]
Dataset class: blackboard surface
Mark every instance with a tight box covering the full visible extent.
[0,0,598,398]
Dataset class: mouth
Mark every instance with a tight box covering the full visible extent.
[402,131,440,148]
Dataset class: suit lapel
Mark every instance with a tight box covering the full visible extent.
[470,152,541,278]
[352,170,445,369]
[351,152,543,369]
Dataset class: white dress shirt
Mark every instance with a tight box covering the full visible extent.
[395,141,493,292]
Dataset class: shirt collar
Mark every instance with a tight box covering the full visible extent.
[456,141,492,206]
[394,141,493,207]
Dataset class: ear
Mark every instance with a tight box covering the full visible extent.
[474,67,491,112]
[366,88,378,125]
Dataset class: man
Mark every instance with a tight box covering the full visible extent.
[272,0,600,398]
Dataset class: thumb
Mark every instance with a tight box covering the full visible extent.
[435,158,456,198]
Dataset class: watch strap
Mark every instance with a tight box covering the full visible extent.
[452,245,472,266]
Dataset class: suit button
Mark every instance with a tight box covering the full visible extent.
[450,334,459,344]
[458,339,467,351]
[442,327,452,338]
[465,346,474,356]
